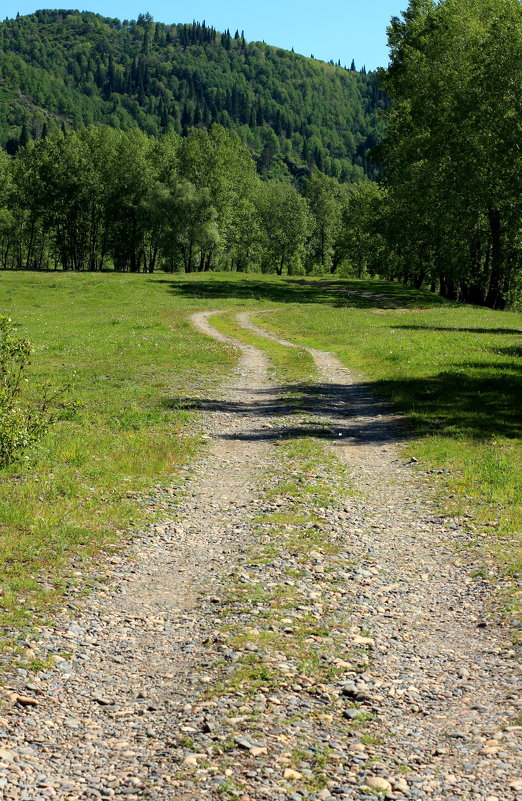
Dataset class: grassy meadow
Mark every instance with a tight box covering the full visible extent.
[0,270,520,641]
[0,271,241,635]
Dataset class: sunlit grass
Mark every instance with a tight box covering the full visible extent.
[0,272,238,631]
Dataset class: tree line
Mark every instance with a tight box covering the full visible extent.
[0,124,380,276]
[0,0,520,309]
[376,0,522,309]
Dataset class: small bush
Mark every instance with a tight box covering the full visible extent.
[0,316,61,467]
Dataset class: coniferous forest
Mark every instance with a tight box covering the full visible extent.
[0,10,383,181]
[0,1,520,308]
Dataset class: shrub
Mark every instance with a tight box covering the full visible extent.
[0,316,59,467]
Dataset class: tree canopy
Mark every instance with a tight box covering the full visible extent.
[377,0,522,308]
[0,123,364,276]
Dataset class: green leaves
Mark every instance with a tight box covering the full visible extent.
[0,10,381,183]
[258,182,310,275]
[0,316,50,467]
[379,0,522,307]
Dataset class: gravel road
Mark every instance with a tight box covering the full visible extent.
[0,311,519,801]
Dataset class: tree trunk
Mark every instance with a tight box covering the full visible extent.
[485,207,504,309]
[413,269,425,289]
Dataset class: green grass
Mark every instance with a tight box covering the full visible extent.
[0,272,240,632]
[0,270,520,636]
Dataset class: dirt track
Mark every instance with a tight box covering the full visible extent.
[0,311,519,801]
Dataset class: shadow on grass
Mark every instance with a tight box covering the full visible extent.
[165,369,521,444]
[398,325,522,335]
[153,277,445,309]
[388,371,521,440]
[493,345,522,358]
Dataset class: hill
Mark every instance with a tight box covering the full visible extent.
[0,10,386,182]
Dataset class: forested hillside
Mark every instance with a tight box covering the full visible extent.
[0,2,519,309]
[0,9,385,182]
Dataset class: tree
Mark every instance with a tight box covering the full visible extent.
[258,182,309,275]
[157,179,219,272]
[334,182,388,278]
[179,125,259,268]
[379,0,522,307]
[0,151,15,269]
[303,171,344,273]
[0,316,66,467]
[104,129,155,271]
[18,123,30,149]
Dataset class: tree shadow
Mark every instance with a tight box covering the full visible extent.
[493,345,522,358]
[398,325,522,335]
[459,361,522,373]
[384,371,520,440]
[152,276,435,309]
[164,382,402,444]
[164,369,521,444]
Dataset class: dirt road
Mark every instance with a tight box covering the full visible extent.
[0,312,519,801]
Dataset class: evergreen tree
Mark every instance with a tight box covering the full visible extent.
[18,123,29,149]
[0,10,383,185]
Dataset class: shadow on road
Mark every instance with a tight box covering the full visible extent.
[164,368,521,443]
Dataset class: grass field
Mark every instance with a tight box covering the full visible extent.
[0,272,241,635]
[0,271,520,640]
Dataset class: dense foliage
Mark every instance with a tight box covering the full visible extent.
[376,0,522,309]
[0,124,374,275]
[0,10,386,182]
[1,5,520,308]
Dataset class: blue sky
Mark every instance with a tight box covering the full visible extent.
[9,1,405,70]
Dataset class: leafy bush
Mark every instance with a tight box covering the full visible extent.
[0,316,58,466]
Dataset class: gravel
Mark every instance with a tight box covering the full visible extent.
[0,310,519,801]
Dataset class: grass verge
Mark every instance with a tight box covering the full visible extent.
[0,272,238,637]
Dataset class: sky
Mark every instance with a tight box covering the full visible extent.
[9,1,405,71]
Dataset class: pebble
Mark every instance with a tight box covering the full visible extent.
[364,776,392,791]
[0,312,520,801]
